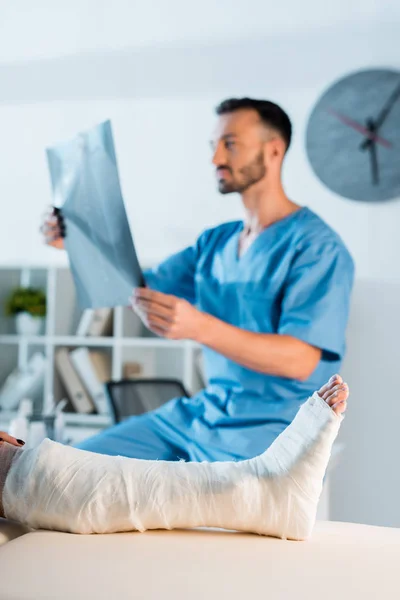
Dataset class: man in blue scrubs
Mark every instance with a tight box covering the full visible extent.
[43,98,354,461]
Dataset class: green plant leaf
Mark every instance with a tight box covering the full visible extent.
[4,287,46,317]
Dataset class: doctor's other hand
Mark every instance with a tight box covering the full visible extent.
[40,207,66,250]
[130,288,205,341]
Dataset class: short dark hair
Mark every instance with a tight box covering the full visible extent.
[215,97,292,151]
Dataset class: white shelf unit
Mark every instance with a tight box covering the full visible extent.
[0,266,203,438]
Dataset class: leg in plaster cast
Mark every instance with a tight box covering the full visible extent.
[1,375,348,541]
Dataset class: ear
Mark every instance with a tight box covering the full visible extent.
[268,136,286,162]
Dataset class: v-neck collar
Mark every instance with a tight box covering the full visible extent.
[232,206,308,263]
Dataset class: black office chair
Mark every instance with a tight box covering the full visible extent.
[105,378,190,423]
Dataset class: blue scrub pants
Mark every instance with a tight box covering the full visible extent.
[76,410,191,461]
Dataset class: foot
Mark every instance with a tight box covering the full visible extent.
[245,376,349,539]
[318,374,349,416]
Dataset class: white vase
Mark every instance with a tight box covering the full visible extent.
[15,312,44,336]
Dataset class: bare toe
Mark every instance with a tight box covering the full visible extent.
[318,374,343,398]
[322,383,344,401]
[333,399,347,415]
[324,384,349,415]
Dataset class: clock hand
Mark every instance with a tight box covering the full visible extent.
[365,119,379,185]
[374,81,400,129]
[360,81,400,150]
[326,108,392,148]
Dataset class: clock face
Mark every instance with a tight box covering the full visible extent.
[306,69,400,202]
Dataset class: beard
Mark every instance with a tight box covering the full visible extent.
[217,151,266,194]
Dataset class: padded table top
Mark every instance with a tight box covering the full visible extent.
[0,520,399,600]
[0,517,29,547]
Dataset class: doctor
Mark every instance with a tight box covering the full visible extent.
[42,97,354,461]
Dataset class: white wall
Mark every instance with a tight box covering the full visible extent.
[0,0,399,526]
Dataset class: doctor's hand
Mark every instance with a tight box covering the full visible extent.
[40,207,66,250]
[130,288,205,341]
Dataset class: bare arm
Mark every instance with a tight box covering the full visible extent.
[132,289,321,381]
[197,313,321,381]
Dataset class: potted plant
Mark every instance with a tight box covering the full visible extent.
[5,287,47,335]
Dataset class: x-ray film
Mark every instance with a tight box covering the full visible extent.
[46,120,144,309]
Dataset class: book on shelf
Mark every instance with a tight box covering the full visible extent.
[89,351,112,383]
[76,309,94,336]
[69,348,111,415]
[76,308,113,337]
[123,361,143,379]
[55,348,96,414]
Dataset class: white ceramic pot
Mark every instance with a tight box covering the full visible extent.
[15,312,44,336]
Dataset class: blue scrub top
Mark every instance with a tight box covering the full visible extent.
[143,207,354,460]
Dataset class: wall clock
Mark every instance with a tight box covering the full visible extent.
[306,69,400,202]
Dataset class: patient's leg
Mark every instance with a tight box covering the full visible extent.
[0,443,22,518]
[1,375,348,540]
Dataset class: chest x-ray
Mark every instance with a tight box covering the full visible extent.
[46,120,144,309]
